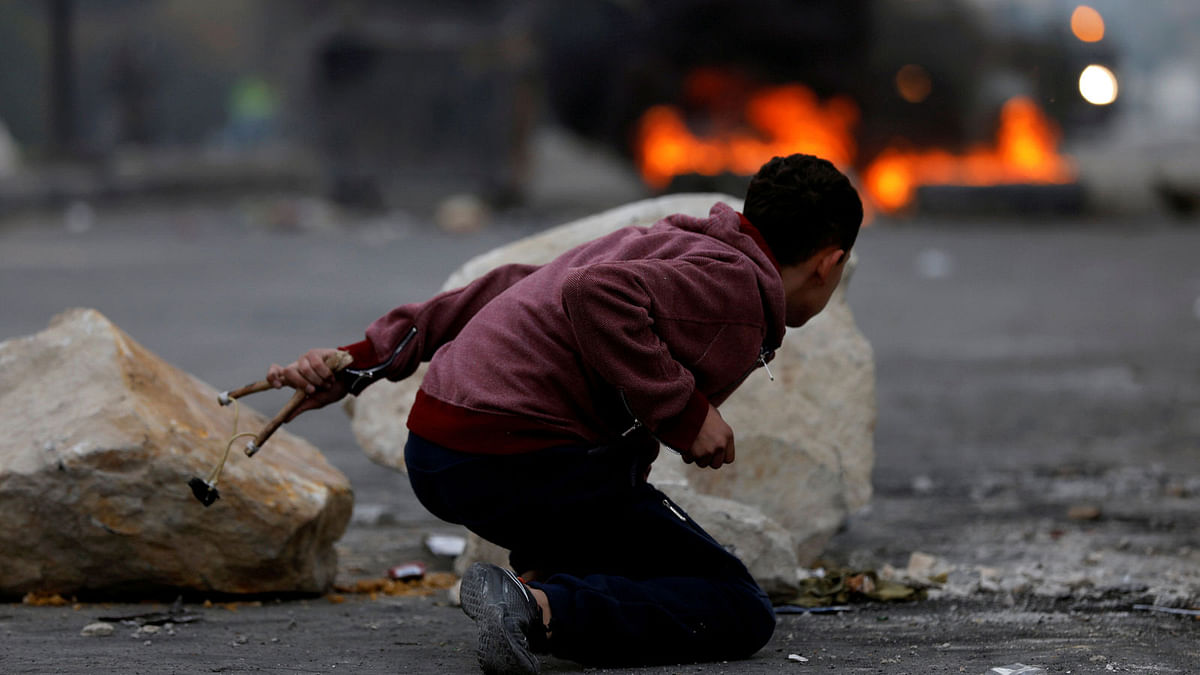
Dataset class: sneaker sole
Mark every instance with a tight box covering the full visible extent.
[476,603,540,675]
[461,564,540,675]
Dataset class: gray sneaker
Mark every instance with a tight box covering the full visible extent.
[460,563,547,675]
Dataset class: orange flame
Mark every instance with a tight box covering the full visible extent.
[633,76,1075,215]
[635,82,858,190]
[863,96,1076,213]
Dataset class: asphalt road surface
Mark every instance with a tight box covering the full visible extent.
[1,198,1198,674]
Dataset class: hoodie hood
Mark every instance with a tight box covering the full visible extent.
[654,202,788,350]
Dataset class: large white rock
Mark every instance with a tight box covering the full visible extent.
[684,266,876,563]
[351,193,875,574]
[0,309,353,597]
[656,455,803,599]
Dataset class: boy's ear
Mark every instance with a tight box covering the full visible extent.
[816,248,846,283]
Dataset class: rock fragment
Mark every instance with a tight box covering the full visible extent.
[80,622,115,637]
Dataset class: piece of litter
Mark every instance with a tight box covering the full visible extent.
[1067,504,1101,521]
[846,573,876,594]
[425,534,466,557]
[387,562,427,581]
[80,622,115,637]
[787,653,809,663]
[351,503,390,526]
[1132,604,1200,617]
[988,664,1047,675]
[906,551,939,577]
[775,605,853,614]
[911,474,936,494]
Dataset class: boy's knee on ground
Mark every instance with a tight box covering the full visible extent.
[714,581,776,660]
[739,591,778,657]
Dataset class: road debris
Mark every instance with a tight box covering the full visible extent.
[425,534,467,557]
[775,605,852,615]
[905,551,939,577]
[201,599,262,612]
[987,664,1047,675]
[335,571,458,598]
[80,622,115,637]
[1132,604,1200,617]
[787,653,809,662]
[22,592,70,606]
[1067,504,1102,521]
[387,562,427,581]
[97,597,202,626]
[787,567,929,607]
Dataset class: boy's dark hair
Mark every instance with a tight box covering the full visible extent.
[743,154,863,267]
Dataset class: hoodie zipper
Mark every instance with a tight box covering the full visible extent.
[757,347,776,381]
[619,390,644,437]
[663,498,687,522]
[713,345,777,400]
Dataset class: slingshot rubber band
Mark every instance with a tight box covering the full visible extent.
[206,398,257,487]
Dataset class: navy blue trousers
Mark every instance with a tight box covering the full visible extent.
[404,432,776,667]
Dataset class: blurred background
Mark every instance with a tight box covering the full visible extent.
[1,0,1198,224]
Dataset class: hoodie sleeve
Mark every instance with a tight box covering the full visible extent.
[340,262,541,385]
[560,258,716,452]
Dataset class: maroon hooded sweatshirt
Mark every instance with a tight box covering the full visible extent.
[340,202,786,455]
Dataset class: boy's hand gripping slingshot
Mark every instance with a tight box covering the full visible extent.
[189,329,417,507]
[188,350,354,507]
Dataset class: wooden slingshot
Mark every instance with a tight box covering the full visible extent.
[188,350,354,507]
